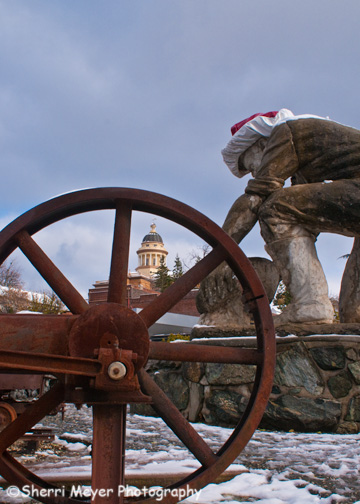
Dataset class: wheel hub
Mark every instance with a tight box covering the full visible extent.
[68,304,151,401]
[68,303,150,371]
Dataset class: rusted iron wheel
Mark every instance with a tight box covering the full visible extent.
[0,188,275,503]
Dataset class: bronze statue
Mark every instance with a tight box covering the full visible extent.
[198,109,360,326]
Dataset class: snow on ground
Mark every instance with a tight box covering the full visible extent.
[0,405,359,503]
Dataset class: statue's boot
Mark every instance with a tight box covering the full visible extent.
[266,236,334,325]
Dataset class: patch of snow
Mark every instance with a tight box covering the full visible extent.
[1,407,360,503]
[191,336,257,341]
[184,472,346,504]
[270,303,282,315]
[16,310,42,314]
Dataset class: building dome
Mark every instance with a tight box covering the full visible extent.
[142,224,163,244]
[136,223,168,278]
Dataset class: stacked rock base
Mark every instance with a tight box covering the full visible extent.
[133,334,360,433]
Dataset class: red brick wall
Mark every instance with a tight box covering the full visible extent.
[88,285,199,316]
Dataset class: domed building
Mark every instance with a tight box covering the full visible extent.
[88,223,199,335]
[136,223,168,278]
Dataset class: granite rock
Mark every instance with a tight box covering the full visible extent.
[336,421,359,434]
[346,395,360,422]
[348,361,360,384]
[182,362,205,383]
[274,342,324,395]
[153,370,189,411]
[203,389,248,426]
[205,363,256,385]
[262,395,341,432]
[327,371,353,399]
[309,346,346,370]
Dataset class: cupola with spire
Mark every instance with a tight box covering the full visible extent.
[136,223,168,277]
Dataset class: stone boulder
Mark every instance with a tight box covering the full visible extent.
[203,389,248,426]
[309,346,346,370]
[274,342,324,395]
[261,395,341,432]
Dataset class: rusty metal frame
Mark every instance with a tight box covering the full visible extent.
[0,188,276,503]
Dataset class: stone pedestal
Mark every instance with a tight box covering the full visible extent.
[133,334,360,433]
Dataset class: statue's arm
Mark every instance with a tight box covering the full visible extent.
[245,123,299,197]
[222,193,263,243]
[197,192,263,316]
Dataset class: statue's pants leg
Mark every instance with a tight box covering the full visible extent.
[258,180,360,324]
[339,237,360,322]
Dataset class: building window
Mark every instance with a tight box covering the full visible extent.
[153,258,156,265]
[146,258,149,266]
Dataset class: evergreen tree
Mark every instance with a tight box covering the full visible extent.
[172,254,184,280]
[273,281,292,311]
[153,256,172,292]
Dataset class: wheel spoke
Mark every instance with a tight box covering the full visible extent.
[0,382,64,454]
[0,349,101,376]
[149,342,262,365]
[138,245,226,328]
[15,229,88,314]
[138,369,217,468]
[0,452,79,503]
[107,201,132,306]
[92,404,127,504]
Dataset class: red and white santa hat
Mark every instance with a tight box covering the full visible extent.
[222,108,329,177]
[221,109,295,177]
[230,111,279,136]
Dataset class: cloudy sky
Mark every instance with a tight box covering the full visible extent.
[0,0,358,298]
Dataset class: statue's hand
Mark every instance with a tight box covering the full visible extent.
[245,177,283,197]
